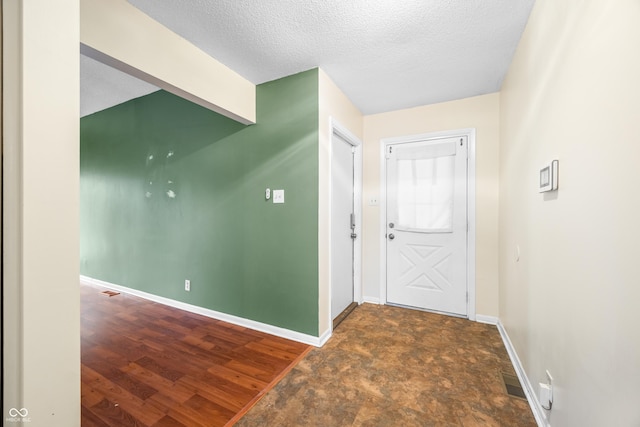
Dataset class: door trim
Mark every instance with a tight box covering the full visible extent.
[329,118,363,331]
[379,128,476,320]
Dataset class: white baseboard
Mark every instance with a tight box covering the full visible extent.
[80,275,328,347]
[497,320,549,427]
[362,296,381,304]
[317,328,332,347]
[475,314,499,325]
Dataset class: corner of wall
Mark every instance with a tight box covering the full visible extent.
[4,0,81,424]
[80,0,256,124]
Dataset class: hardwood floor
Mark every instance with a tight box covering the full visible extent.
[81,283,311,426]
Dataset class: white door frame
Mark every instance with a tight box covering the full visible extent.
[329,118,363,329]
[379,128,476,320]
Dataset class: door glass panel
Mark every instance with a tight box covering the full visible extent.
[396,155,454,231]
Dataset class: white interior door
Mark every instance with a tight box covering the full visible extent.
[331,133,355,320]
[386,136,468,315]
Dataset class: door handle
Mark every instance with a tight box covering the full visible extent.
[351,233,357,239]
[388,233,395,240]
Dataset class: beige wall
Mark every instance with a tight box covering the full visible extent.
[362,94,501,317]
[3,0,81,425]
[318,69,364,337]
[500,0,640,425]
[80,0,255,124]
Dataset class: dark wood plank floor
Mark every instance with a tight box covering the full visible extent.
[81,283,310,427]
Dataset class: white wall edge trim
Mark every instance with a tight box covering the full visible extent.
[475,315,498,325]
[496,320,549,427]
[317,328,332,347]
[80,276,328,348]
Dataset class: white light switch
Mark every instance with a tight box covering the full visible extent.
[273,189,285,204]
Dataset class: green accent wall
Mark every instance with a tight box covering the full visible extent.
[80,69,319,336]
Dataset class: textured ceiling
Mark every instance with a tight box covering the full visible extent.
[81,0,535,117]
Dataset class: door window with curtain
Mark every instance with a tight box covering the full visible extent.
[395,141,455,232]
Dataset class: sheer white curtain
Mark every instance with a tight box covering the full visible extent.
[396,155,454,231]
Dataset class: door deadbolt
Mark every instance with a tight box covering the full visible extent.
[389,222,394,228]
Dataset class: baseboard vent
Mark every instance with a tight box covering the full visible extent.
[101,290,120,297]
[501,372,527,400]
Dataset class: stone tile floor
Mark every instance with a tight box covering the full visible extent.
[236,304,536,426]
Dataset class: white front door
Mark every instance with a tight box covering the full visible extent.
[385,136,468,316]
[331,133,355,320]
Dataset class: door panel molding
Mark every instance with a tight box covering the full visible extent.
[379,128,476,320]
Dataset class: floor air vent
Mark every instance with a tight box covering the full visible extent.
[501,372,527,400]
[101,290,120,297]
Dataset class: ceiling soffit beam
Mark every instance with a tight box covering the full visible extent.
[80,0,256,125]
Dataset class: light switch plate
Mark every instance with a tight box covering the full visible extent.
[539,159,559,193]
[273,189,285,204]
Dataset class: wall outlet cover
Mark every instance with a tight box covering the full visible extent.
[539,383,553,410]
